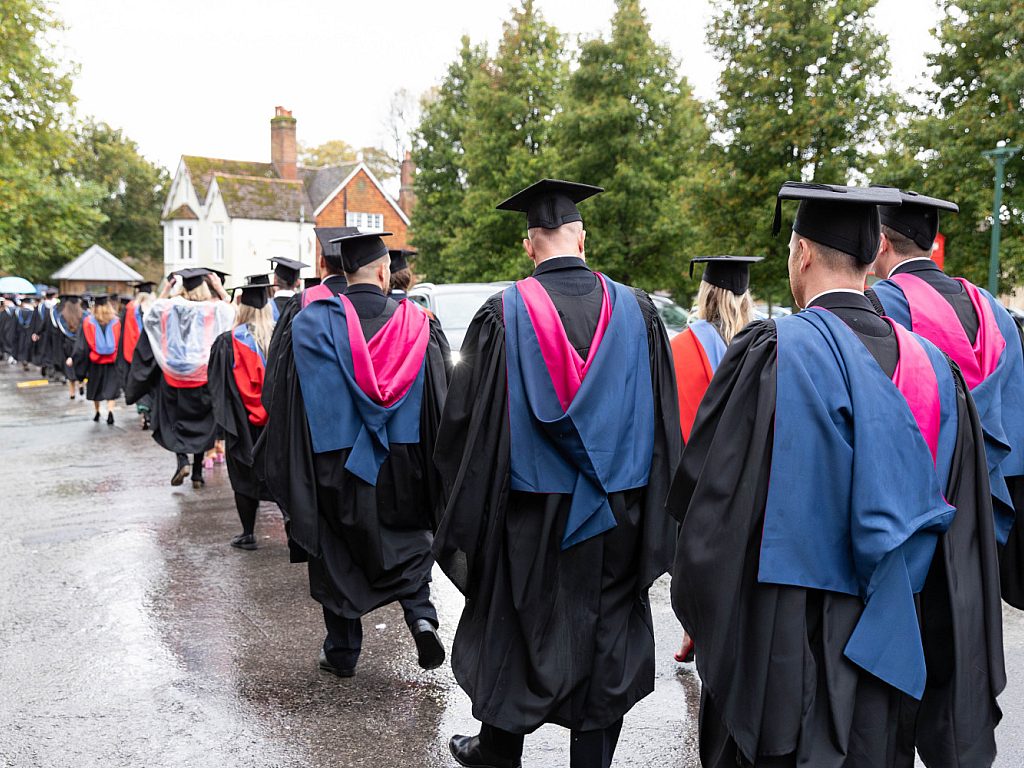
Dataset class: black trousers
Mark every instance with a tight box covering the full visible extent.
[321,581,438,670]
[480,719,623,768]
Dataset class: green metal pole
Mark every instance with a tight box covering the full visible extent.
[983,146,1021,296]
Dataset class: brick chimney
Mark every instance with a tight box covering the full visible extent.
[398,151,417,216]
[270,106,297,180]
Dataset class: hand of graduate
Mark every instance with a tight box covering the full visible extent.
[206,273,229,301]
[32,334,39,342]
[160,277,175,299]
[65,357,72,368]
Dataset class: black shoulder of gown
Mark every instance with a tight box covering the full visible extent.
[124,330,161,405]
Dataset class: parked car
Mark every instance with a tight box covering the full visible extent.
[753,303,792,321]
[650,295,690,337]
[407,282,512,361]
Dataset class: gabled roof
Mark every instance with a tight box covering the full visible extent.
[301,163,359,211]
[51,244,145,282]
[183,156,276,200]
[214,174,311,222]
[166,203,199,220]
[310,163,411,225]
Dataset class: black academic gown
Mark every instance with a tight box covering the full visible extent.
[257,282,452,618]
[432,256,681,734]
[208,330,271,500]
[125,331,217,455]
[47,305,77,380]
[669,291,1004,768]
[29,304,49,366]
[0,306,14,357]
[13,307,41,364]
[71,318,122,402]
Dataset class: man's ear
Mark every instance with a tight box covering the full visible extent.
[799,238,814,273]
[578,228,586,255]
[523,238,535,262]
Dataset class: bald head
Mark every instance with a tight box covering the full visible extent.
[523,221,586,266]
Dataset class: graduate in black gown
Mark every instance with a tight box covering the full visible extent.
[434,180,681,768]
[31,289,56,374]
[0,295,16,362]
[670,182,1004,768]
[49,296,83,397]
[118,281,157,429]
[208,275,277,550]
[125,268,235,488]
[257,231,451,677]
[867,189,1024,610]
[13,296,42,370]
[70,295,122,422]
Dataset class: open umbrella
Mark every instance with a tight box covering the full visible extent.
[0,276,38,294]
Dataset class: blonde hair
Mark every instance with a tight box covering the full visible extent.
[92,301,117,325]
[696,282,755,345]
[235,302,275,356]
[184,282,213,302]
[135,291,155,315]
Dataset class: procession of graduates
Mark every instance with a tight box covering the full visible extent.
[5,174,1024,768]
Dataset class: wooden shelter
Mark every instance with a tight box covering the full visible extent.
[51,245,145,296]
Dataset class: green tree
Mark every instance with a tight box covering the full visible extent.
[74,121,168,277]
[876,0,1024,289]
[299,139,397,181]
[448,0,569,281]
[702,0,897,303]
[551,0,709,295]
[0,0,106,281]
[410,37,485,281]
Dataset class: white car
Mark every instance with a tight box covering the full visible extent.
[407,282,512,362]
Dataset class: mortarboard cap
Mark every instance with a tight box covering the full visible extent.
[135,281,157,294]
[773,182,903,264]
[92,294,110,307]
[388,248,417,273]
[304,276,322,289]
[268,256,308,285]
[174,267,213,291]
[230,274,273,309]
[690,256,764,295]
[328,231,393,273]
[496,179,604,230]
[873,186,959,251]
[315,227,360,263]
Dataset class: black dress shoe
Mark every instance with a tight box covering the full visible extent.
[449,735,521,768]
[106,412,114,425]
[92,411,100,422]
[410,619,445,670]
[192,476,205,489]
[318,649,355,678]
[170,465,190,486]
[230,533,257,550]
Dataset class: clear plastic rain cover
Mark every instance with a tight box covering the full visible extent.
[143,298,236,384]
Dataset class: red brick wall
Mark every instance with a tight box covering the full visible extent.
[315,169,409,256]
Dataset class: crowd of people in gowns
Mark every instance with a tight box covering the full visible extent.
[6,172,1024,768]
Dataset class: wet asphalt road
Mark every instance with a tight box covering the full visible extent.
[0,362,1022,767]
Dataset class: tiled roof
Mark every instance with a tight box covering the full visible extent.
[166,204,198,220]
[214,174,312,222]
[183,156,276,200]
[300,163,358,211]
[51,244,145,282]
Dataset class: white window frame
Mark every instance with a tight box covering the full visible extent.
[345,211,384,232]
[213,223,225,263]
[176,224,194,262]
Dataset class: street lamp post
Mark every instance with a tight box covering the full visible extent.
[982,145,1021,296]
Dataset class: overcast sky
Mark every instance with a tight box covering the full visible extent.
[53,0,942,174]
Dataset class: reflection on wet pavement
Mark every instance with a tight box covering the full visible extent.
[1,364,1022,767]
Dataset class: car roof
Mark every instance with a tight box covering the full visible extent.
[410,282,512,294]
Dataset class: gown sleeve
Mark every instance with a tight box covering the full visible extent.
[261,295,299,414]
[124,330,161,405]
[432,296,510,596]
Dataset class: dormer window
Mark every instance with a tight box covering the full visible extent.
[346,211,384,232]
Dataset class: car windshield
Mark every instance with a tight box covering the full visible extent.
[433,290,497,330]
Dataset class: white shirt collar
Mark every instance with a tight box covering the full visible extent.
[275,289,295,298]
[887,257,935,279]
[803,288,864,309]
